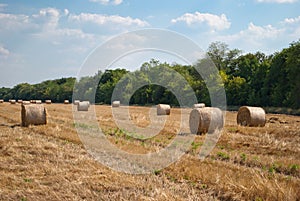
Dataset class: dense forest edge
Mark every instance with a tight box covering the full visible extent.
[1,40,299,114]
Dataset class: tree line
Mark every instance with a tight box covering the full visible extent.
[0,40,299,109]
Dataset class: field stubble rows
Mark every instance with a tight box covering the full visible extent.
[0,103,299,200]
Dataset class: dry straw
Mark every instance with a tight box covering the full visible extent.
[74,100,80,105]
[64,100,70,104]
[237,106,266,127]
[112,101,120,107]
[30,100,36,104]
[193,103,205,108]
[45,100,52,104]
[21,104,47,127]
[189,107,224,134]
[17,100,23,104]
[77,101,90,111]
[157,104,171,115]
[36,100,42,104]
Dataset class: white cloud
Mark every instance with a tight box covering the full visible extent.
[256,0,297,3]
[69,13,149,27]
[32,8,60,30]
[0,13,32,31]
[171,12,231,31]
[283,16,300,24]
[89,0,123,5]
[0,46,9,56]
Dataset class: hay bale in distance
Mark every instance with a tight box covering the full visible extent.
[64,100,70,104]
[0,99,4,103]
[17,100,23,104]
[36,100,42,104]
[22,101,31,105]
[193,103,205,108]
[237,106,266,127]
[45,100,52,104]
[30,100,36,104]
[112,101,120,107]
[10,100,16,104]
[157,104,171,115]
[77,101,90,111]
[74,100,80,105]
[189,107,224,134]
[21,104,47,127]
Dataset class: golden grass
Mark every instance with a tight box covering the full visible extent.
[0,103,299,200]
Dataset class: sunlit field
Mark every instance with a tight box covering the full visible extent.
[0,103,299,200]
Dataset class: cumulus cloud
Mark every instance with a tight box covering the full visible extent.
[32,8,60,30]
[171,12,231,31]
[256,0,297,3]
[89,0,123,5]
[0,13,32,31]
[69,13,149,27]
[283,16,300,24]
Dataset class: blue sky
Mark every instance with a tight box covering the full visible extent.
[0,0,299,87]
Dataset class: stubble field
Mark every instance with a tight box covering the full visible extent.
[0,103,299,201]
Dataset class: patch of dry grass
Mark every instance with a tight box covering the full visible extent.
[0,103,299,200]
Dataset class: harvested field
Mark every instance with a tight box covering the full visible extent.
[0,103,299,200]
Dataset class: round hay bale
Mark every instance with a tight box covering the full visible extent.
[36,100,42,104]
[10,100,16,104]
[45,100,52,104]
[77,101,90,111]
[30,100,36,104]
[189,107,224,134]
[22,101,31,105]
[112,101,120,107]
[157,104,171,115]
[17,100,23,104]
[64,100,70,104]
[237,106,266,127]
[74,100,80,105]
[21,104,47,127]
[193,103,205,108]
[0,99,4,103]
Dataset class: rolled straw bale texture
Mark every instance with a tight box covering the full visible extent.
[17,100,23,104]
[193,103,205,108]
[157,104,171,115]
[77,101,90,111]
[21,104,47,127]
[64,100,70,104]
[237,106,266,127]
[45,100,52,104]
[112,101,120,107]
[74,100,80,105]
[30,100,36,104]
[10,100,16,104]
[22,101,31,105]
[36,100,42,104]
[189,107,224,134]
[0,99,4,103]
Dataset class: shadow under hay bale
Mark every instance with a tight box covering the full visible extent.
[237,106,266,127]
[189,107,224,134]
[157,104,171,115]
[193,103,205,108]
[112,101,120,107]
[78,101,90,111]
[21,104,47,127]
